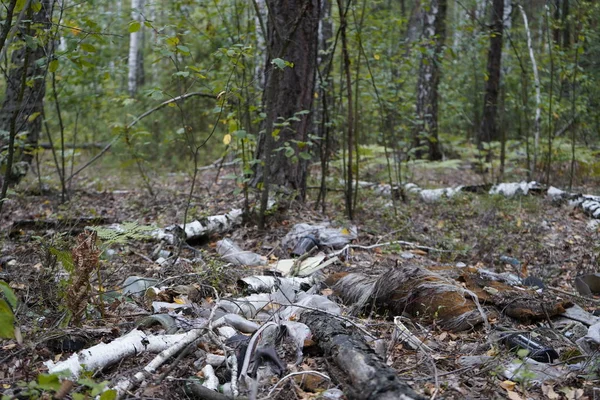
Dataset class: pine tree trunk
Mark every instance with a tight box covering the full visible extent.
[0,0,52,186]
[413,0,447,161]
[253,0,319,200]
[478,0,504,145]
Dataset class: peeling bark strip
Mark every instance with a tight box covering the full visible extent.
[299,311,424,400]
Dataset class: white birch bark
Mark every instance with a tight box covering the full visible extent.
[128,0,144,96]
[44,329,193,378]
[519,5,541,173]
[147,1,157,83]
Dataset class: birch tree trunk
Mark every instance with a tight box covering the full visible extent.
[412,0,447,161]
[519,5,541,175]
[478,0,504,145]
[128,0,144,96]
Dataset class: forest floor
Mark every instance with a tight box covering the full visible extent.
[1,161,600,399]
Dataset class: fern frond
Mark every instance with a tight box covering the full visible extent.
[88,222,155,245]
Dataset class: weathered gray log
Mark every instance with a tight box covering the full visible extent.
[299,311,424,400]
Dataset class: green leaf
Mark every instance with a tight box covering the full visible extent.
[128,21,141,33]
[516,349,530,359]
[81,43,96,53]
[285,147,294,158]
[50,248,74,272]
[31,0,42,12]
[166,36,179,46]
[15,0,27,12]
[28,112,41,123]
[99,390,117,400]
[298,152,312,160]
[271,58,293,70]
[0,281,17,309]
[0,299,15,339]
[37,374,62,392]
[233,130,247,139]
[48,59,59,73]
[176,45,190,54]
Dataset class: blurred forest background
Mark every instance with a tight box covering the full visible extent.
[1,0,599,219]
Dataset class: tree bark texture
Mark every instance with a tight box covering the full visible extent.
[299,311,424,400]
[0,0,18,56]
[128,0,144,96]
[478,0,504,144]
[0,0,52,186]
[413,0,447,161]
[253,0,319,200]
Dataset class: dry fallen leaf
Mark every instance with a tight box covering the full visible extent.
[506,391,524,400]
[542,384,560,400]
[561,387,585,400]
[500,380,517,391]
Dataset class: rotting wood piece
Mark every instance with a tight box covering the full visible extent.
[299,311,425,400]
[459,273,572,320]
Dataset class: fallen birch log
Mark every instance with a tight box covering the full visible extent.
[112,328,206,397]
[43,329,198,378]
[152,209,244,244]
[299,311,424,400]
[363,179,600,220]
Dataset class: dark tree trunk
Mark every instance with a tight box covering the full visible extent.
[0,0,18,56]
[0,0,52,186]
[562,0,570,48]
[553,0,561,44]
[253,0,319,201]
[412,0,447,161]
[478,0,504,144]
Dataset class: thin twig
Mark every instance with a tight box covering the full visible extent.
[265,371,331,399]
[328,240,452,257]
[547,286,600,305]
